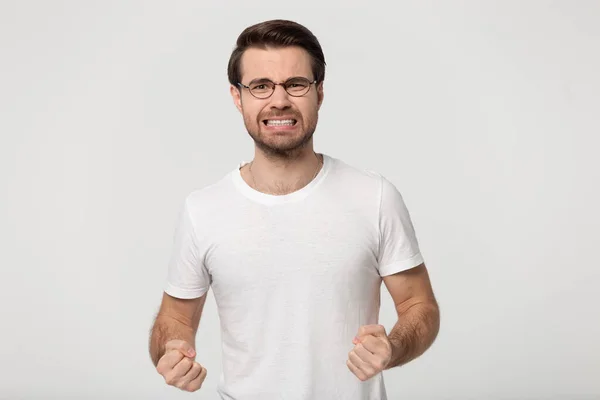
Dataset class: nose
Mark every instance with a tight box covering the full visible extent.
[268,83,292,109]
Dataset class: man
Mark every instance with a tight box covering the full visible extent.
[149,19,440,400]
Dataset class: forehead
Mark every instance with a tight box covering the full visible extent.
[240,46,313,82]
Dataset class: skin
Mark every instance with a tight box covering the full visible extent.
[229,46,325,195]
[149,45,440,389]
[347,263,440,381]
[149,292,208,392]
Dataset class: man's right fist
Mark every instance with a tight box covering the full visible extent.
[156,339,207,392]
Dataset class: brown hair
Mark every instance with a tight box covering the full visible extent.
[227,19,326,86]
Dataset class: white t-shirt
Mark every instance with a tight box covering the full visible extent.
[164,153,424,400]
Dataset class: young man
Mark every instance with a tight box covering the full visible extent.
[149,19,440,400]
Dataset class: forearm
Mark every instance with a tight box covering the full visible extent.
[385,299,440,369]
[149,314,196,366]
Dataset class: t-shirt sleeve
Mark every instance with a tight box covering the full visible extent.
[163,198,211,299]
[376,175,425,276]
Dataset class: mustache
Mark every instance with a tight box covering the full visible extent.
[260,111,301,120]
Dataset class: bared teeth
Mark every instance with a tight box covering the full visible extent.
[266,119,295,126]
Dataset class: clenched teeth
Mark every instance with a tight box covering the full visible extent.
[265,119,296,126]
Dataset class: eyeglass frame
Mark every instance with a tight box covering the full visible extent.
[237,76,318,99]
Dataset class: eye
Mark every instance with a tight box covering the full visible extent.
[286,79,309,89]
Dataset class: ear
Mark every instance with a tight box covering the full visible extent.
[230,84,243,113]
[316,81,324,110]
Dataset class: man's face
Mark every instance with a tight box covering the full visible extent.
[230,46,324,157]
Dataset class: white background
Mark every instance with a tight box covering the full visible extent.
[1,1,599,399]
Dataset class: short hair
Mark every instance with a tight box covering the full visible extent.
[227,19,326,86]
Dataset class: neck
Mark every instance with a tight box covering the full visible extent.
[245,148,322,195]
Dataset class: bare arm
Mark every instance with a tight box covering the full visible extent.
[149,291,208,366]
[382,263,440,369]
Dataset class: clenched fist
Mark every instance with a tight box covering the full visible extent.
[347,324,392,382]
[156,339,207,392]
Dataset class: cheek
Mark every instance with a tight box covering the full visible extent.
[300,102,319,120]
[242,105,262,123]
[294,99,316,116]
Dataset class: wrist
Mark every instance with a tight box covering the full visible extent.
[385,336,402,370]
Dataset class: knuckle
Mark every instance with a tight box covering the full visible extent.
[165,372,182,387]
[164,375,175,386]
[192,363,202,374]
[180,358,191,369]
[180,383,192,392]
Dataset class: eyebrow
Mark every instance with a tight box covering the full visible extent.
[248,77,272,85]
[247,76,311,85]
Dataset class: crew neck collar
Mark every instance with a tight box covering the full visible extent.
[231,153,332,206]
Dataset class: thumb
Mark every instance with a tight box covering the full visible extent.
[357,324,387,339]
[166,339,196,358]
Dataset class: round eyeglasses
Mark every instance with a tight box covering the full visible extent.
[237,77,317,99]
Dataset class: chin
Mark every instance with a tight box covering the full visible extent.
[253,133,315,155]
[263,138,306,152]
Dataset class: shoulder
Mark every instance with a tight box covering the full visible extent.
[326,155,384,188]
[181,171,237,216]
[325,155,406,206]
[326,155,399,200]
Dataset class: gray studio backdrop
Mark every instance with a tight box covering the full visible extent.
[1,1,599,399]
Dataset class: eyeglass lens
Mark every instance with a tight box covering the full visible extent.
[249,78,311,98]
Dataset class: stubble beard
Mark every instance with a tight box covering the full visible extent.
[243,110,319,160]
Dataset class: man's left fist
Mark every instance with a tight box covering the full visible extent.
[346,324,392,381]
